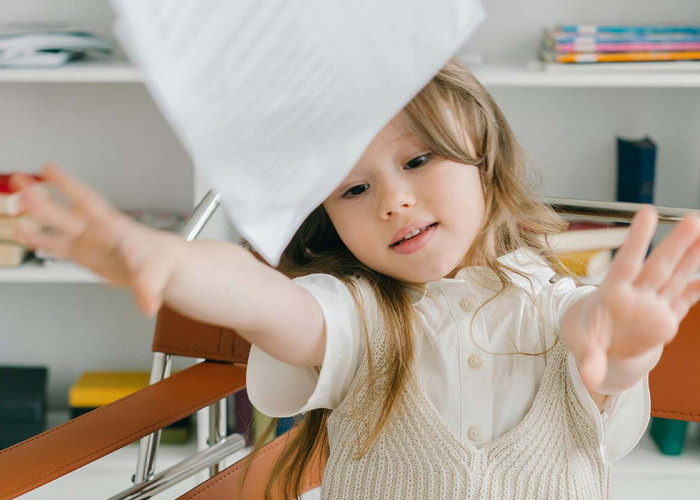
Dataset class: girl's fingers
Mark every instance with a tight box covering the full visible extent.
[15,224,71,259]
[10,171,40,191]
[605,205,658,285]
[671,278,700,320]
[20,181,87,239]
[659,235,700,301]
[634,213,700,291]
[39,163,113,216]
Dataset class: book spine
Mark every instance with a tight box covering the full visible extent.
[555,41,700,53]
[233,389,254,447]
[558,25,700,35]
[252,407,274,446]
[616,138,656,204]
[548,50,700,63]
[550,33,700,44]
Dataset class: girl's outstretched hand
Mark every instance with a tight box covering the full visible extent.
[562,205,700,392]
[11,163,182,316]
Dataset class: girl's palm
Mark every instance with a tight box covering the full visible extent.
[563,205,700,389]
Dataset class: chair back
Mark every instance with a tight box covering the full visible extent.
[152,306,251,363]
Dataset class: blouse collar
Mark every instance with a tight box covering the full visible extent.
[408,248,555,306]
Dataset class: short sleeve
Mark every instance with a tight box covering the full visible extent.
[546,276,650,464]
[536,275,598,331]
[247,273,367,418]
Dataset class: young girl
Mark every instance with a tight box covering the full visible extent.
[12,59,700,499]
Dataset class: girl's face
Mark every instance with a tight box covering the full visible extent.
[323,114,485,284]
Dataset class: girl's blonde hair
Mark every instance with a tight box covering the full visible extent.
[243,57,577,499]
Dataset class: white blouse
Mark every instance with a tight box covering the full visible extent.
[247,248,650,464]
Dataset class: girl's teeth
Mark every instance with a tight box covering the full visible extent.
[405,229,420,240]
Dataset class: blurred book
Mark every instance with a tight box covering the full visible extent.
[558,249,612,283]
[555,25,700,36]
[233,389,253,447]
[617,136,656,204]
[37,209,187,265]
[0,242,29,266]
[0,214,37,243]
[69,371,191,443]
[0,26,113,68]
[252,406,274,446]
[542,50,700,64]
[0,365,47,449]
[547,220,630,254]
[0,173,43,216]
[123,209,187,232]
[0,173,43,267]
[276,416,295,436]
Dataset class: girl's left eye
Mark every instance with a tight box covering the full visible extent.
[342,183,369,198]
[405,153,431,170]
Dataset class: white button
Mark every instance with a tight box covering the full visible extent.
[467,353,483,369]
[467,426,483,442]
[459,298,473,312]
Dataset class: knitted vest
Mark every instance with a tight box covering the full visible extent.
[321,337,610,499]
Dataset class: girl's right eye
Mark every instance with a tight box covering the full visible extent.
[342,184,369,198]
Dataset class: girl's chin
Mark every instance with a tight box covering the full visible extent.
[392,266,456,284]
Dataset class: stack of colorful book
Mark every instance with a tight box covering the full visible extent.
[540,24,700,70]
[0,173,42,267]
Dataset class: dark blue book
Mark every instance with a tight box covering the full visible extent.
[616,136,657,204]
[616,136,657,259]
[0,366,48,449]
[276,416,295,436]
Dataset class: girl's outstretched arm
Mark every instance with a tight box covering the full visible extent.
[11,164,326,367]
[562,205,700,403]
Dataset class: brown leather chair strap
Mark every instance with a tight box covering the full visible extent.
[153,307,251,363]
[178,426,324,499]
[0,361,245,499]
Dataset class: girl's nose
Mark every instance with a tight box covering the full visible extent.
[378,182,416,220]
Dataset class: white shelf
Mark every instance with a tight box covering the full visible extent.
[0,59,141,83]
[0,259,102,283]
[474,62,700,88]
[1,58,700,88]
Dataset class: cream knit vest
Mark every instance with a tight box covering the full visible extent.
[321,336,610,499]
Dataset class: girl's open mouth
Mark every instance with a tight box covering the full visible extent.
[390,223,438,254]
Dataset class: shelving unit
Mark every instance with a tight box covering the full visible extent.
[3,0,700,498]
